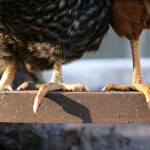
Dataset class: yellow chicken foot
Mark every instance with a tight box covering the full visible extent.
[102,84,133,91]
[33,82,89,114]
[17,61,90,113]
[102,37,150,109]
[0,57,18,91]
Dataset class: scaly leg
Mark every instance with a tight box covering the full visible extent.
[102,37,150,109]
[0,57,18,91]
[17,61,90,113]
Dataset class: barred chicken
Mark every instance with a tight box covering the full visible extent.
[0,0,113,113]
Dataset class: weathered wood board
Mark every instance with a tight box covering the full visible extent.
[0,91,149,124]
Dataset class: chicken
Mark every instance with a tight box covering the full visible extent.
[102,0,150,109]
[0,0,113,113]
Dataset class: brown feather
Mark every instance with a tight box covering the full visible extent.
[111,0,150,40]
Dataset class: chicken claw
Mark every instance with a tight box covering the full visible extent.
[17,81,90,114]
[33,82,90,114]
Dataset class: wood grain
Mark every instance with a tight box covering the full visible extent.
[0,91,149,124]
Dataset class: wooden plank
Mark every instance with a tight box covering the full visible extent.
[0,91,149,124]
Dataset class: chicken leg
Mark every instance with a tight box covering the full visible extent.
[102,37,150,109]
[0,57,18,91]
[17,61,89,113]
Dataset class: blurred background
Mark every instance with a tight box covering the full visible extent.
[42,28,150,91]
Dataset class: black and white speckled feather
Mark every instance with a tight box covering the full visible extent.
[0,0,114,72]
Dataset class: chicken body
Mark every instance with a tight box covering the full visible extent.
[111,0,150,40]
[103,0,150,109]
[0,0,113,113]
[0,0,113,72]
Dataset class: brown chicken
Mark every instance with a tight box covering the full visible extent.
[103,0,150,109]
